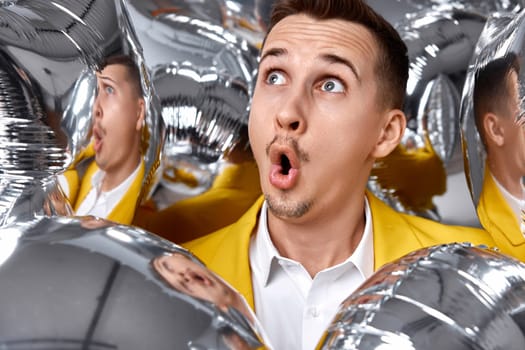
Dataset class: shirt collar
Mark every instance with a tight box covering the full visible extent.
[90,162,142,199]
[251,197,374,287]
[491,171,523,223]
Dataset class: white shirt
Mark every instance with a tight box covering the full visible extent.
[249,198,374,350]
[75,163,141,218]
[491,172,524,232]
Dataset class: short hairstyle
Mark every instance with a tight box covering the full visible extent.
[265,0,409,110]
[100,54,143,98]
[473,52,520,145]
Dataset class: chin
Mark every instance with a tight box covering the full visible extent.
[265,193,312,219]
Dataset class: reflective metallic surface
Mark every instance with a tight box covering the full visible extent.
[461,11,525,259]
[317,243,525,350]
[0,216,268,349]
[127,0,265,47]
[128,3,259,207]
[399,0,524,15]
[368,8,486,220]
[0,0,163,223]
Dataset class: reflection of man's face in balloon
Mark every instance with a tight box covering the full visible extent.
[153,253,243,313]
[93,58,145,176]
[154,253,262,349]
[475,55,525,197]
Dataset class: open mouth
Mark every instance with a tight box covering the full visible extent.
[280,154,291,175]
[269,147,300,190]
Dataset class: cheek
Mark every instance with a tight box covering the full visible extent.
[248,120,266,159]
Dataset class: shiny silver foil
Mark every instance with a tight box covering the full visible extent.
[398,0,524,15]
[127,4,258,207]
[461,11,525,208]
[0,215,268,349]
[0,0,163,222]
[460,10,525,254]
[368,7,486,220]
[127,0,265,47]
[317,243,525,350]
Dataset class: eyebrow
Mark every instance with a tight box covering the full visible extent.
[259,47,287,64]
[321,53,361,84]
[96,74,117,84]
[259,48,361,84]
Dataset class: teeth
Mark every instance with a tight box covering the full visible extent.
[281,154,291,175]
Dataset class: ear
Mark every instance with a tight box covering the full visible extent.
[371,109,406,158]
[483,113,506,147]
[135,98,145,131]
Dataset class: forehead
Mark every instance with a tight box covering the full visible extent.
[263,14,379,69]
[96,63,130,82]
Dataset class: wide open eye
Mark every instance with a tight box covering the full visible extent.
[266,71,286,85]
[321,78,344,93]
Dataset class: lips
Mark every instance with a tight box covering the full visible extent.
[92,125,104,153]
[269,145,300,190]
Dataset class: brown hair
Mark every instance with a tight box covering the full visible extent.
[100,55,143,97]
[473,53,520,146]
[265,0,408,110]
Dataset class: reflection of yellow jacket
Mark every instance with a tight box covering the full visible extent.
[478,167,525,261]
[183,191,495,309]
[134,161,261,244]
[68,159,145,225]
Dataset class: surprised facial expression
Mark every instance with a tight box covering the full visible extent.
[249,14,394,221]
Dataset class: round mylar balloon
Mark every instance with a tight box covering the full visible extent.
[317,243,525,349]
[0,215,269,349]
[460,11,525,261]
[126,0,266,47]
[0,0,164,225]
[127,5,259,208]
[369,7,486,221]
[399,0,524,16]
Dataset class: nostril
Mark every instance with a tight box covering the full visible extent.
[290,121,300,130]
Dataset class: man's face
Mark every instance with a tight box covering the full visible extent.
[153,254,235,308]
[496,70,525,183]
[249,14,391,221]
[92,64,144,173]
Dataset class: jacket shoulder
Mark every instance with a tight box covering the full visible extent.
[402,212,496,248]
[181,196,264,266]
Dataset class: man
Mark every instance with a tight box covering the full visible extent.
[183,1,495,349]
[473,53,525,261]
[60,55,146,225]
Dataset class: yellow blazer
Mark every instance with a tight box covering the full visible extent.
[133,161,261,244]
[477,167,525,261]
[70,159,145,225]
[183,191,495,310]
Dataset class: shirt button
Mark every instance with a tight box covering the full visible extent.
[309,306,320,318]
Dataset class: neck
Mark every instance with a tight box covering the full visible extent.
[101,153,141,192]
[267,195,366,278]
[488,158,523,198]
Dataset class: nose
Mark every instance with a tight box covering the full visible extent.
[275,89,307,133]
[92,95,102,120]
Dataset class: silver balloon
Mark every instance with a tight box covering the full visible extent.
[152,63,251,198]
[0,215,269,349]
[317,243,525,349]
[127,4,259,210]
[368,7,486,221]
[461,11,525,261]
[126,0,265,47]
[397,0,524,16]
[0,0,164,224]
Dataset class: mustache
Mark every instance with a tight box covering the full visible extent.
[265,135,310,162]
